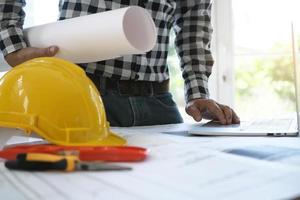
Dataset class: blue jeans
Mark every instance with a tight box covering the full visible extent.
[100,90,183,127]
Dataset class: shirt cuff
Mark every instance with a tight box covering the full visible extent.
[184,74,210,102]
[0,26,27,56]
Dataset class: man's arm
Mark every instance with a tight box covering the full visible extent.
[173,0,239,124]
[0,0,58,67]
[0,0,27,56]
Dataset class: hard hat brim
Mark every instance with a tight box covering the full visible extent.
[98,131,127,146]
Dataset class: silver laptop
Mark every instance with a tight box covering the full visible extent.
[189,23,299,137]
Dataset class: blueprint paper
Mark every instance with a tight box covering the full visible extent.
[1,144,300,200]
[24,6,157,63]
[1,125,300,199]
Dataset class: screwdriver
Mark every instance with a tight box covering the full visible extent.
[5,153,132,172]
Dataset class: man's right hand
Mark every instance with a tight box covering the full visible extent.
[5,46,59,67]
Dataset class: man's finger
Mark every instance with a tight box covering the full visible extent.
[202,101,226,124]
[186,105,202,122]
[231,109,240,124]
[221,105,233,124]
[48,46,59,56]
[32,46,59,58]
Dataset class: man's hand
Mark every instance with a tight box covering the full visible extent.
[186,98,240,125]
[5,46,59,67]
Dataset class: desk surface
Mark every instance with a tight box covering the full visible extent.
[1,123,300,200]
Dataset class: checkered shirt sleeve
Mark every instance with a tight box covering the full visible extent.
[173,0,214,101]
[0,0,27,56]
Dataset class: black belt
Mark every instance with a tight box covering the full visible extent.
[87,73,169,96]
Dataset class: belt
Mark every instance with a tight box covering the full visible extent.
[87,74,169,96]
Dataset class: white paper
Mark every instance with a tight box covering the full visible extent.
[1,125,300,200]
[24,6,157,63]
[112,124,300,168]
[0,128,25,149]
[1,144,300,200]
[0,128,44,150]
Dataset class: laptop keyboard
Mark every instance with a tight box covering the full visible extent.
[243,118,294,131]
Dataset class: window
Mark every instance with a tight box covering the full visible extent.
[233,0,300,119]
[213,0,300,120]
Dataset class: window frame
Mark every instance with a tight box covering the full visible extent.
[211,0,235,107]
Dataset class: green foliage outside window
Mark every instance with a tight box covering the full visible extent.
[235,37,300,118]
[167,31,185,107]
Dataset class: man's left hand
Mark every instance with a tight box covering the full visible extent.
[185,98,240,125]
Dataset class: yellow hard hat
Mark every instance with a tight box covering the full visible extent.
[0,57,126,146]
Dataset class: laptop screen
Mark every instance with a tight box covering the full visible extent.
[292,22,300,133]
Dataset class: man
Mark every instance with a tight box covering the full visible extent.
[0,0,240,126]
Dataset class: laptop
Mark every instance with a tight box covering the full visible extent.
[189,23,299,137]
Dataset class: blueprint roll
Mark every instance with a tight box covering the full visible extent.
[23,6,157,63]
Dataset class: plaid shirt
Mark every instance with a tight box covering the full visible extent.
[0,0,213,102]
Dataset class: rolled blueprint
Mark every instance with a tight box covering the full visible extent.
[24,6,157,63]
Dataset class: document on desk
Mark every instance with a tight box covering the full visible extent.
[113,124,300,168]
[1,142,300,200]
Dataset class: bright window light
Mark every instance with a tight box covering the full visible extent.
[233,0,300,119]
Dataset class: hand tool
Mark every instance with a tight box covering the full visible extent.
[5,153,132,172]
